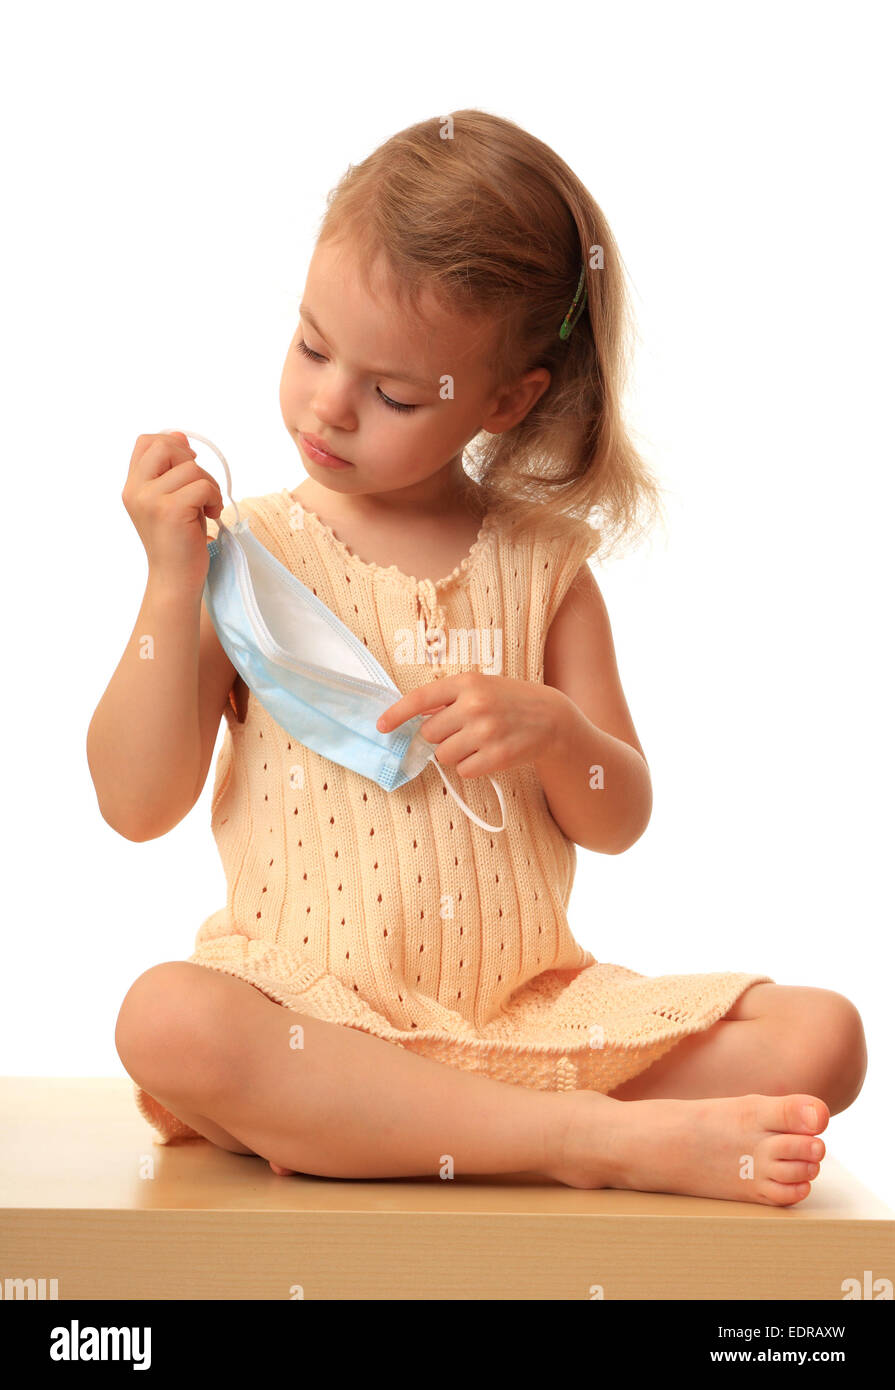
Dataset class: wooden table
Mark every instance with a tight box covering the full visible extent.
[2,1076,892,1300]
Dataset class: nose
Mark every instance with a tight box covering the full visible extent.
[309,373,357,429]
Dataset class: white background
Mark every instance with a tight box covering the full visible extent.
[2,1,892,1207]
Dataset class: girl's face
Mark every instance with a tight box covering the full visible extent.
[279,238,547,505]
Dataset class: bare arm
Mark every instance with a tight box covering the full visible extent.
[87,582,238,841]
[86,580,204,840]
[534,564,652,854]
[84,433,234,839]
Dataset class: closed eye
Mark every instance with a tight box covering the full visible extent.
[295,339,417,413]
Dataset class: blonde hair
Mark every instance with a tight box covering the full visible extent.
[315,108,665,563]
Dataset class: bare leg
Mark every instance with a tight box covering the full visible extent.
[117,963,832,1205]
[138,1094,259,1156]
[609,983,867,1116]
[118,963,564,1181]
[207,1013,564,1179]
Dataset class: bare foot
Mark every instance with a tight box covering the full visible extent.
[268,1160,297,1176]
[553,1092,830,1205]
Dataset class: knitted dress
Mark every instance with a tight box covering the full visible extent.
[134,487,773,1144]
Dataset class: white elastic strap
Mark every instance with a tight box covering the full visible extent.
[160,428,241,527]
[428,755,506,832]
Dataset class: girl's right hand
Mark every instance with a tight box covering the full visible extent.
[122,432,224,592]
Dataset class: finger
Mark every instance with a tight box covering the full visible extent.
[154,462,221,500]
[376,681,458,732]
[132,436,198,490]
[129,432,195,474]
[415,705,461,745]
[431,726,488,770]
[376,697,424,732]
[378,697,451,734]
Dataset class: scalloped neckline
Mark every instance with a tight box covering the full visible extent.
[280,488,496,593]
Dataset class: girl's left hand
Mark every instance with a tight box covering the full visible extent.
[376,672,565,779]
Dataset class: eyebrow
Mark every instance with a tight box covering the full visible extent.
[298,305,436,391]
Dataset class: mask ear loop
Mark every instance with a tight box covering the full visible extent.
[427,754,506,833]
[160,428,241,528]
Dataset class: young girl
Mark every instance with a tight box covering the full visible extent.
[93,109,867,1204]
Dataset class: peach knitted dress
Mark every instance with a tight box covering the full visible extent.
[134,486,773,1144]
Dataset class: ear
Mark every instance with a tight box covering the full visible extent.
[480,366,551,434]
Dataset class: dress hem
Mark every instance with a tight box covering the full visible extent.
[133,952,774,1145]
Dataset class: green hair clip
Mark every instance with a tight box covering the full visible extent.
[559,262,588,340]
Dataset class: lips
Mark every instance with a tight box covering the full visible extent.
[300,431,351,465]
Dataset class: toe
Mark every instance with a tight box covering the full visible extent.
[767,1159,820,1184]
[759,1177,813,1206]
[773,1095,831,1135]
[767,1133,825,1162]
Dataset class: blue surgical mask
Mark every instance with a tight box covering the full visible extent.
[166,430,506,833]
